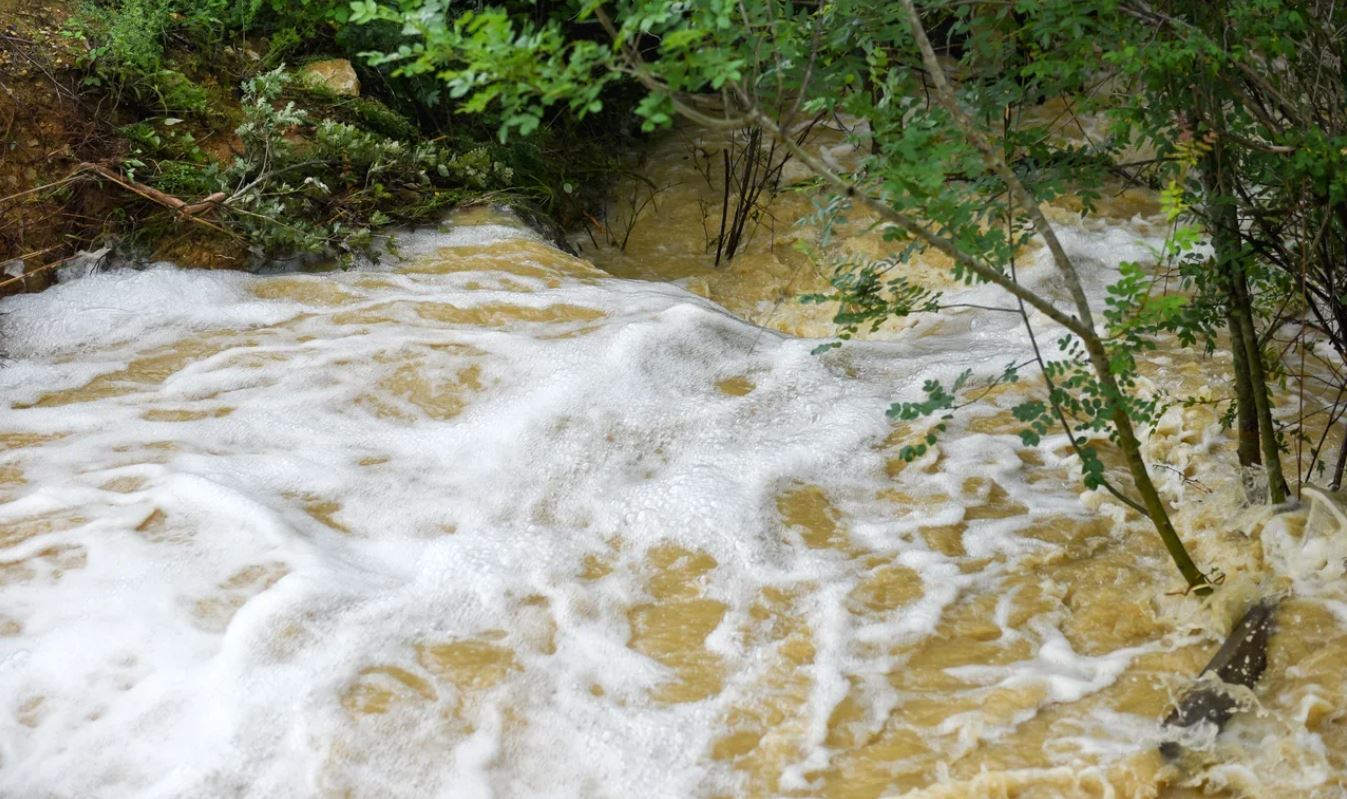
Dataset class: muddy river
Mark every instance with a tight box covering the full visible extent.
[1,124,1344,798]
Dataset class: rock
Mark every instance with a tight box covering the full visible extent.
[1284,485,1347,580]
[779,158,815,187]
[1159,598,1278,759]
[55,248,110,283]
[300,59,360,97]
[505,202,578,256]
[1304,484,1347,532]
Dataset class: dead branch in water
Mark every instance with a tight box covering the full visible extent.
[1160,599,1278,759]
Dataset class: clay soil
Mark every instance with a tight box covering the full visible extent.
[0,0,122,295]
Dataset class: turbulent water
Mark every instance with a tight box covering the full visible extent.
[1,128,1346,799]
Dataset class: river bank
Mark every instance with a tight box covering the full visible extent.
[0,0,633,295]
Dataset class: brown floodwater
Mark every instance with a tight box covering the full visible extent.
[0,123,1344,799]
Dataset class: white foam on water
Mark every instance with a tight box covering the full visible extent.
[0,215,1337,798]
[0,266,299,359]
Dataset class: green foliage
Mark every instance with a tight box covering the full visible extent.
[345,96,419,141]
[218,68,515,259]
[1096,1,1347,491]
[348,0,1164,482]
[63,0,617,265]
[802,253,942,354]
[69,0,360,101]
[119,117,209,164]
[105,66,517,263]
[66,0,238,120]
[251,0,354,31]
[74,0,171,78]
[351,1,618,142]
[885,371,968,462]
[144,70,215,117]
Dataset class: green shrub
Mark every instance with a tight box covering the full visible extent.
[135,68,518,263]
[142,69,214,116]
[117,119,208,163]
[66,0,167,91]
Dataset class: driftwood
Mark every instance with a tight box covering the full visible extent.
[1159,598,1279,759]
[0,162,226,221]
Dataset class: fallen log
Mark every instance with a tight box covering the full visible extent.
[1159,598,1278,759]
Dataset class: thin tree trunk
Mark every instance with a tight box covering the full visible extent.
[1085,330,1211,589]
[1199,112,1288,503]
[899,0,1210,590]
[1332,417,1347,490]
[1231,266,1289,502]
[714,149,731,265]
[1226,303,1262,467]
[1203,155,1261,468]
